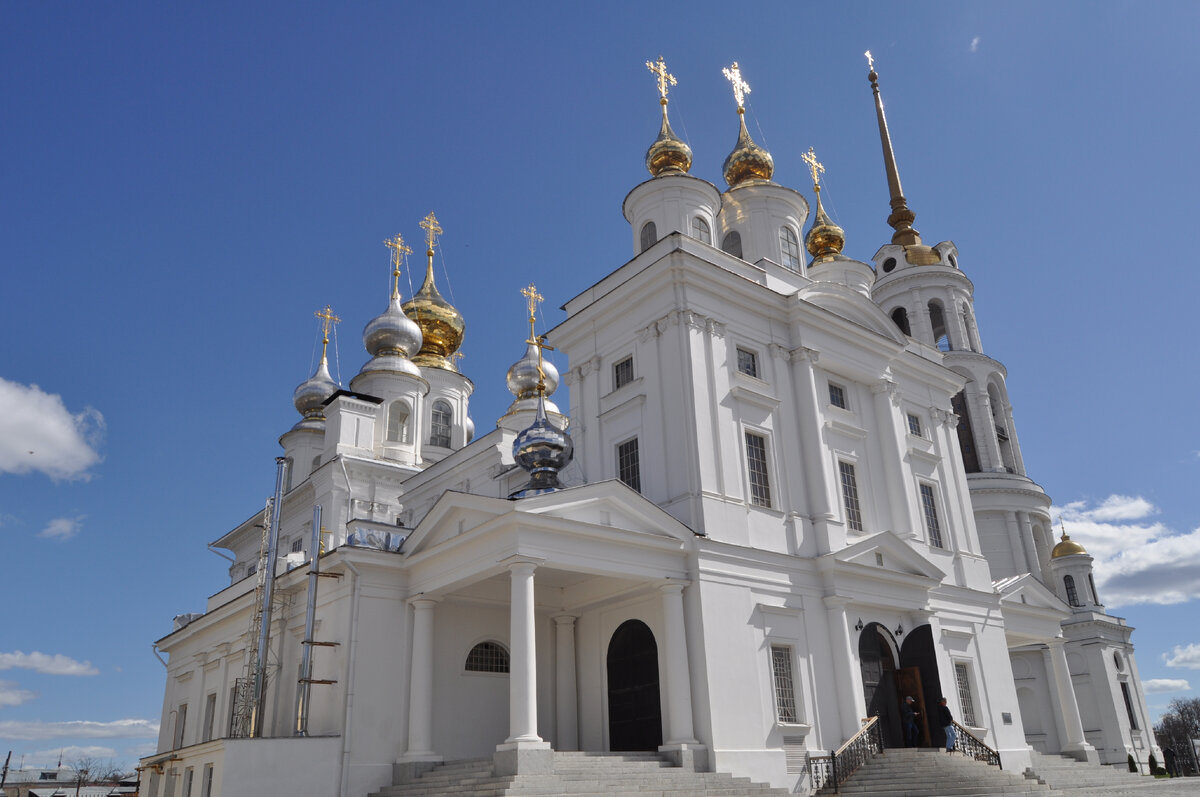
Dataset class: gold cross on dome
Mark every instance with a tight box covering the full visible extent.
[646,55,677,101]
[521,282,543,323]
[865,50,875,71]
[314,304,341,345]
[383,233,412,297]
[419,212,443,254]
[802,147,825,191]
[723,62,751,109]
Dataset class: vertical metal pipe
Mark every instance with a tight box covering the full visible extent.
[252,456,289,738]
[295,505,322,736]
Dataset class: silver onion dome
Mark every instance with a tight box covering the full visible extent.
[509,394,573,498]
[358,295,423,378]
[291,356,338,430]
[506,341,559,400]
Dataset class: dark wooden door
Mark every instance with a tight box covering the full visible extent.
[894,666,930,746]
[607,620,662,751]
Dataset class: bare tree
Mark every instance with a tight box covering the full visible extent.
[70,756,128,785]
[1154,697,1200,776]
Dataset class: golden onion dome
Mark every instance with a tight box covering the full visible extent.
[646,99,692,176]
[806,190,845,262]
[723,110,774,188]
[1051,532,1089,559]
[402,259,465,372]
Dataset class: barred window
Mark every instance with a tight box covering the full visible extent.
[954,661,978,726]
[613,356,635,390]
[465,641,510,673]
[839,461,863,532]
[771,645,798,723]
[907,413,922,437]
[617,438,641,493]
[430,400,452,448]
[780,226,802,271]
[919,483,944,548]
[691,216,712,244]
[736,347,758,378]
[828,383,847,409]
[1064,575,1081,607]
[745,432,772,508]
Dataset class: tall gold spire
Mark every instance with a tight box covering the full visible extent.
[402,212,465,372]
[644,56,692,176]
[802,147,845,261]
[866,51,923,248]
[721,62,774,188]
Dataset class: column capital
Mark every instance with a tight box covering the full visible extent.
[823,595,853,609]
[1047,636,1066,651]
[789,346,819,364]
[552,614,578,627]
[659,580,691,596]
[409,595,441,609]
[501,555,544,574]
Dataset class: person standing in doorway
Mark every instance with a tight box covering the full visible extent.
[939,697,956,752]
[902,696,920,747]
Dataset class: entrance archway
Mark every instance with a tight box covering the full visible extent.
[606,619,662,751]
[858,623,902,747]
[899,624,945,748]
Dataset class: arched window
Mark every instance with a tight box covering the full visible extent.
[430,400,452,448]
[721,230,743,259]
[691,216,712,244]
[1088,573,1101,606]
[1064,575,1081,607]
[928,300,951,351]
[891,307,911,336]
[988,381,1017,473]
[311,454,321,473]
[386,400,410,443]
[779,226,801,270]
[640,221,657,252]
[465,641,510,673]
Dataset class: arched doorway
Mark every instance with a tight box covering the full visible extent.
[607,619,662,751]
[858,623,902,747]
[899,625,945,748]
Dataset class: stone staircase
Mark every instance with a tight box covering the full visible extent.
[827,748,1062,797]
[370,751,790,797]
[1024,752,1150,791]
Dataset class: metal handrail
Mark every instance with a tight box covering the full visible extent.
[809,716,883,793]
[952,720,1001,769]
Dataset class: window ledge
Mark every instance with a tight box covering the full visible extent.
[730,383,780,410]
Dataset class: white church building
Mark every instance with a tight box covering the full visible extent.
[139,58,1159,797]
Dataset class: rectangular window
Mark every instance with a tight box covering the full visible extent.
[745,432,772,507]
[182,768,194,797]
[838,461,863,531]
[919,483,944,548]
[202,692,216,742]
[736,347,758,378]
[617,438,641,493]
[1120,682,1139,729]
[954,662,978,726]
[291,537,303,554]
[828,383,847,409]
[227,685,238,737]
[613,356,634,390]
[907,413,922,437]
[770,645,798,723]
[173,702,188,749]
[201,765,214,797]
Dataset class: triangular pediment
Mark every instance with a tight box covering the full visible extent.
[822,530,946,582]
[996,572,1070,612]
[797,282,908,344]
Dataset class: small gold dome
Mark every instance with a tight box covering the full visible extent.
[646,99,692,176]
[402,261,465,372]
[1051,532,1089,559]
[806,191,845,262]
[723,111,774,188]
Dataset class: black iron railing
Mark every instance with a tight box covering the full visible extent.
[808,716,882,793]
[952,720,1001,768]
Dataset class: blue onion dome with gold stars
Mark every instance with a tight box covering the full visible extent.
[292,306,341,430]
[721,62,774,188]
[358,234,423,379]
[402,212,465,372]
[644,56,692,177]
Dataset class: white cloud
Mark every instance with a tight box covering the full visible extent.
[970,36,981,53]
[0,718,158,740]
[125,741,158,759]
[39,515,85,541]
[0,651,99,676]
[1053,496,1200,607]
[1143,678,1191,693]
[27,745,117,763]
[0,378,104,480]
[1165,643,1200,669]
[0,680,37,707]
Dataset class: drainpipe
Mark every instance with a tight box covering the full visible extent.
[335,559,362,797]
[295,505,323,736]
[252,456,289,738]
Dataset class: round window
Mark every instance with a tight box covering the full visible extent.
[882,257,897,273]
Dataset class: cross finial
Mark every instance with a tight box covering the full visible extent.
[314,304,341,346]
[802,146,825,192]
[419,212,443,255]
[723,61,751,110]
[383,233,412,298]
[865,50,875,72]
[520,283,553,391]
[646,55,677,103]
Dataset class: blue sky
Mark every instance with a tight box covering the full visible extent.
[2,2,1198,772]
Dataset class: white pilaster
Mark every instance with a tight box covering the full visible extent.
[825,596,865,742]
[1046,639,1097,761]
[660,583,698,744]
[872,379,916,538]
[400,598,441,762]
[554,615,579,752]
[791,347,836,552]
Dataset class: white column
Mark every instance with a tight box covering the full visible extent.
[660,583,698,745]
[554,615,578,752]
[872,379,916,538]
[825,596,866,742]
[507,561,541,743]
[791,347,836,552]
[1046,639,1093,756]
[1003,404,1027,475]
[969,388,1004,473]
[403,598,439,759]
[1016,512,1042,576]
